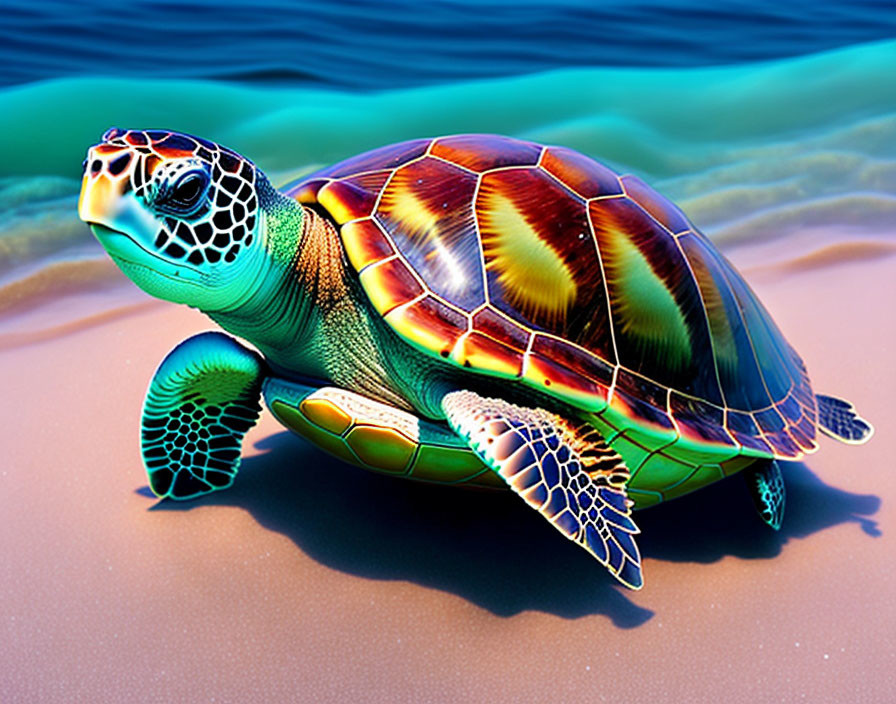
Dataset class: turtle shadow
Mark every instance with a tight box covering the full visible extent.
[635,459,881,563]
[149,431,880,627]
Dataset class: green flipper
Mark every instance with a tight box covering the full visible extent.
[141,332,264,500]
[745,459,786,530]
[441,390,643,590]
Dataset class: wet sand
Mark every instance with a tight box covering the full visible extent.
[1,240,893,703]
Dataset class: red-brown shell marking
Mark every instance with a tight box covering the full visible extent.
[284,135,818,461]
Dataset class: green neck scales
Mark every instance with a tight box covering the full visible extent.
[210,191,416,410]
[204,180,318,368]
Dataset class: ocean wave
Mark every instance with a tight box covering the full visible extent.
[2,40,894,329]
[2,40,894,181]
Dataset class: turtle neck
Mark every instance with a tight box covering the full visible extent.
[206,183,417,411]
[204,185,330,378]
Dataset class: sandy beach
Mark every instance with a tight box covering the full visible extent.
[1,5,894,700]
[1,226,893,703]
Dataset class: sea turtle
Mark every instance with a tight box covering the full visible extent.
[78,129,873,589]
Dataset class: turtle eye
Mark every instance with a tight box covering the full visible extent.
[171,172,208,208]
[156,169,210,216]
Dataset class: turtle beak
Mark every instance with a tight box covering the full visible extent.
[78,170,119,226]
[78,147,157,238]
[78,178,157,237]
[79,145,116,225]
[78,146,205,287]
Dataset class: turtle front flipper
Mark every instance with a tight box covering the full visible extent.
[745,459,786,530]
[141,332,264,500]
[816,394,874,444]
[441,390,642,590]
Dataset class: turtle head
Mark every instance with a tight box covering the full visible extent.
[78,128,270,310]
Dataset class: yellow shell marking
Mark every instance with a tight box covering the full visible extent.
[604,227,691,372]
[479,192,577,324]
[379,186,472,295]
[384,188,440,245]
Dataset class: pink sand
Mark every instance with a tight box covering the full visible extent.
[1,238,893,703]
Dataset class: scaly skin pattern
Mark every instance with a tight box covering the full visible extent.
[78,129,872,509]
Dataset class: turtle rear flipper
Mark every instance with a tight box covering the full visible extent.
[745,459,786,530]
[816,394,874,445]
[141,332,264,499]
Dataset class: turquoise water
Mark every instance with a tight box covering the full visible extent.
[2,40,895,320]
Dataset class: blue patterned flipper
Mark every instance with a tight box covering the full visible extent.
[441,390,643,590]
[141,332,264,500]
[816,394,874,444]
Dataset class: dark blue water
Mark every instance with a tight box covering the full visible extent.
[4,0,896,90]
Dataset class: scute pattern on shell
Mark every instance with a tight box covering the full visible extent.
[283,135,817,461]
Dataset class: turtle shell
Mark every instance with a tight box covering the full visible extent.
[284,135,818,469]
